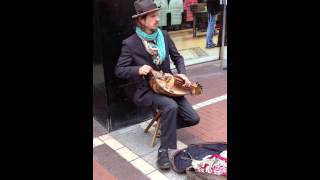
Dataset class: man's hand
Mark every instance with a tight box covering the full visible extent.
[163,73,172,78]
[139,65,153,75]
[176,74,191,87]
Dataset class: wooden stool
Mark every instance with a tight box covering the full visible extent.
[144,110,161,147]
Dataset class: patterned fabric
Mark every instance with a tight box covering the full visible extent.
[154,0,169,26]
[135,27,166,65]
[168,0,183,25]
[184,0,198,22]
[191,150,227,176]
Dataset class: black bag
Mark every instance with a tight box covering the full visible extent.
[171,142,227,174]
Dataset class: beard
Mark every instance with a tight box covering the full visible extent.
[141,22,159,34]
[150,24,159,32]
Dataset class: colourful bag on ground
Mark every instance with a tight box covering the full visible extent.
[171,142,227,176]
[191,151,227,176]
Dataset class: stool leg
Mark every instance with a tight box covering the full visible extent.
[151,117,160,147]
[144,112,160,133]
[144,117,156,133]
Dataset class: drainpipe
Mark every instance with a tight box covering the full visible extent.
[219,0,227,70]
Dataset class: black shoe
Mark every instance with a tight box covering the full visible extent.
[157,148,170,170]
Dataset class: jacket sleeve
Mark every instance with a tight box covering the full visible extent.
[114,40,141,80]
[167,32,187,74]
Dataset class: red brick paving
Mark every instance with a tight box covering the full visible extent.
[184,101,227,142]
[93,160,117,180]
[186,72,227,105]
[93,145,150,180]
[185,63,227,105]
[178,63,227,144]
[172,61,227,105]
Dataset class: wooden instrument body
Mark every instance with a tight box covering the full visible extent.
[149,70,203,97]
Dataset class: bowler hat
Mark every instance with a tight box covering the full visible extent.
[132,0,160,19]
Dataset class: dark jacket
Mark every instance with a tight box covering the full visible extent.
[207,0,220,15]
[114,30,186,107]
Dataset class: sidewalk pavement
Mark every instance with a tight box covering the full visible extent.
[93,60,227,180]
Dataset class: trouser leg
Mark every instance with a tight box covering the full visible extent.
[174,96,200,129]
[152,94,178,149]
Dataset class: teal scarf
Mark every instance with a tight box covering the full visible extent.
[136,27,166,65]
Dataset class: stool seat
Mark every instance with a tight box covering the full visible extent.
[144,110,161,147]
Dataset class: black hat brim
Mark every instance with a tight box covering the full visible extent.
[132,7,160,19]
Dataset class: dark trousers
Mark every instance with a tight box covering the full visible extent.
[151,94,200,149]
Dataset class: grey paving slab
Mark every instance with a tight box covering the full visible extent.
[140,148,158,168]
[177,129,205,145]
[110,125,161,156]
[109,123,142,136]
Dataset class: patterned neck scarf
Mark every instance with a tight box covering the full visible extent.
[136,27,166,65]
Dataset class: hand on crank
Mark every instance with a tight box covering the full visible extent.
[176,74,191,88]
[138,65,153,76]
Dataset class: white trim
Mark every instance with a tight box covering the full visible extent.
[192,94,227,110]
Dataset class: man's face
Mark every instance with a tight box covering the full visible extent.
[140,11,160,32]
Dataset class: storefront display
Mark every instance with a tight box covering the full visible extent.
[154,0,169,27]
[169,0,184,25]
[165,0,225,66]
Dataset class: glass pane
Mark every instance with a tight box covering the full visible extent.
[154,0,226,68]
